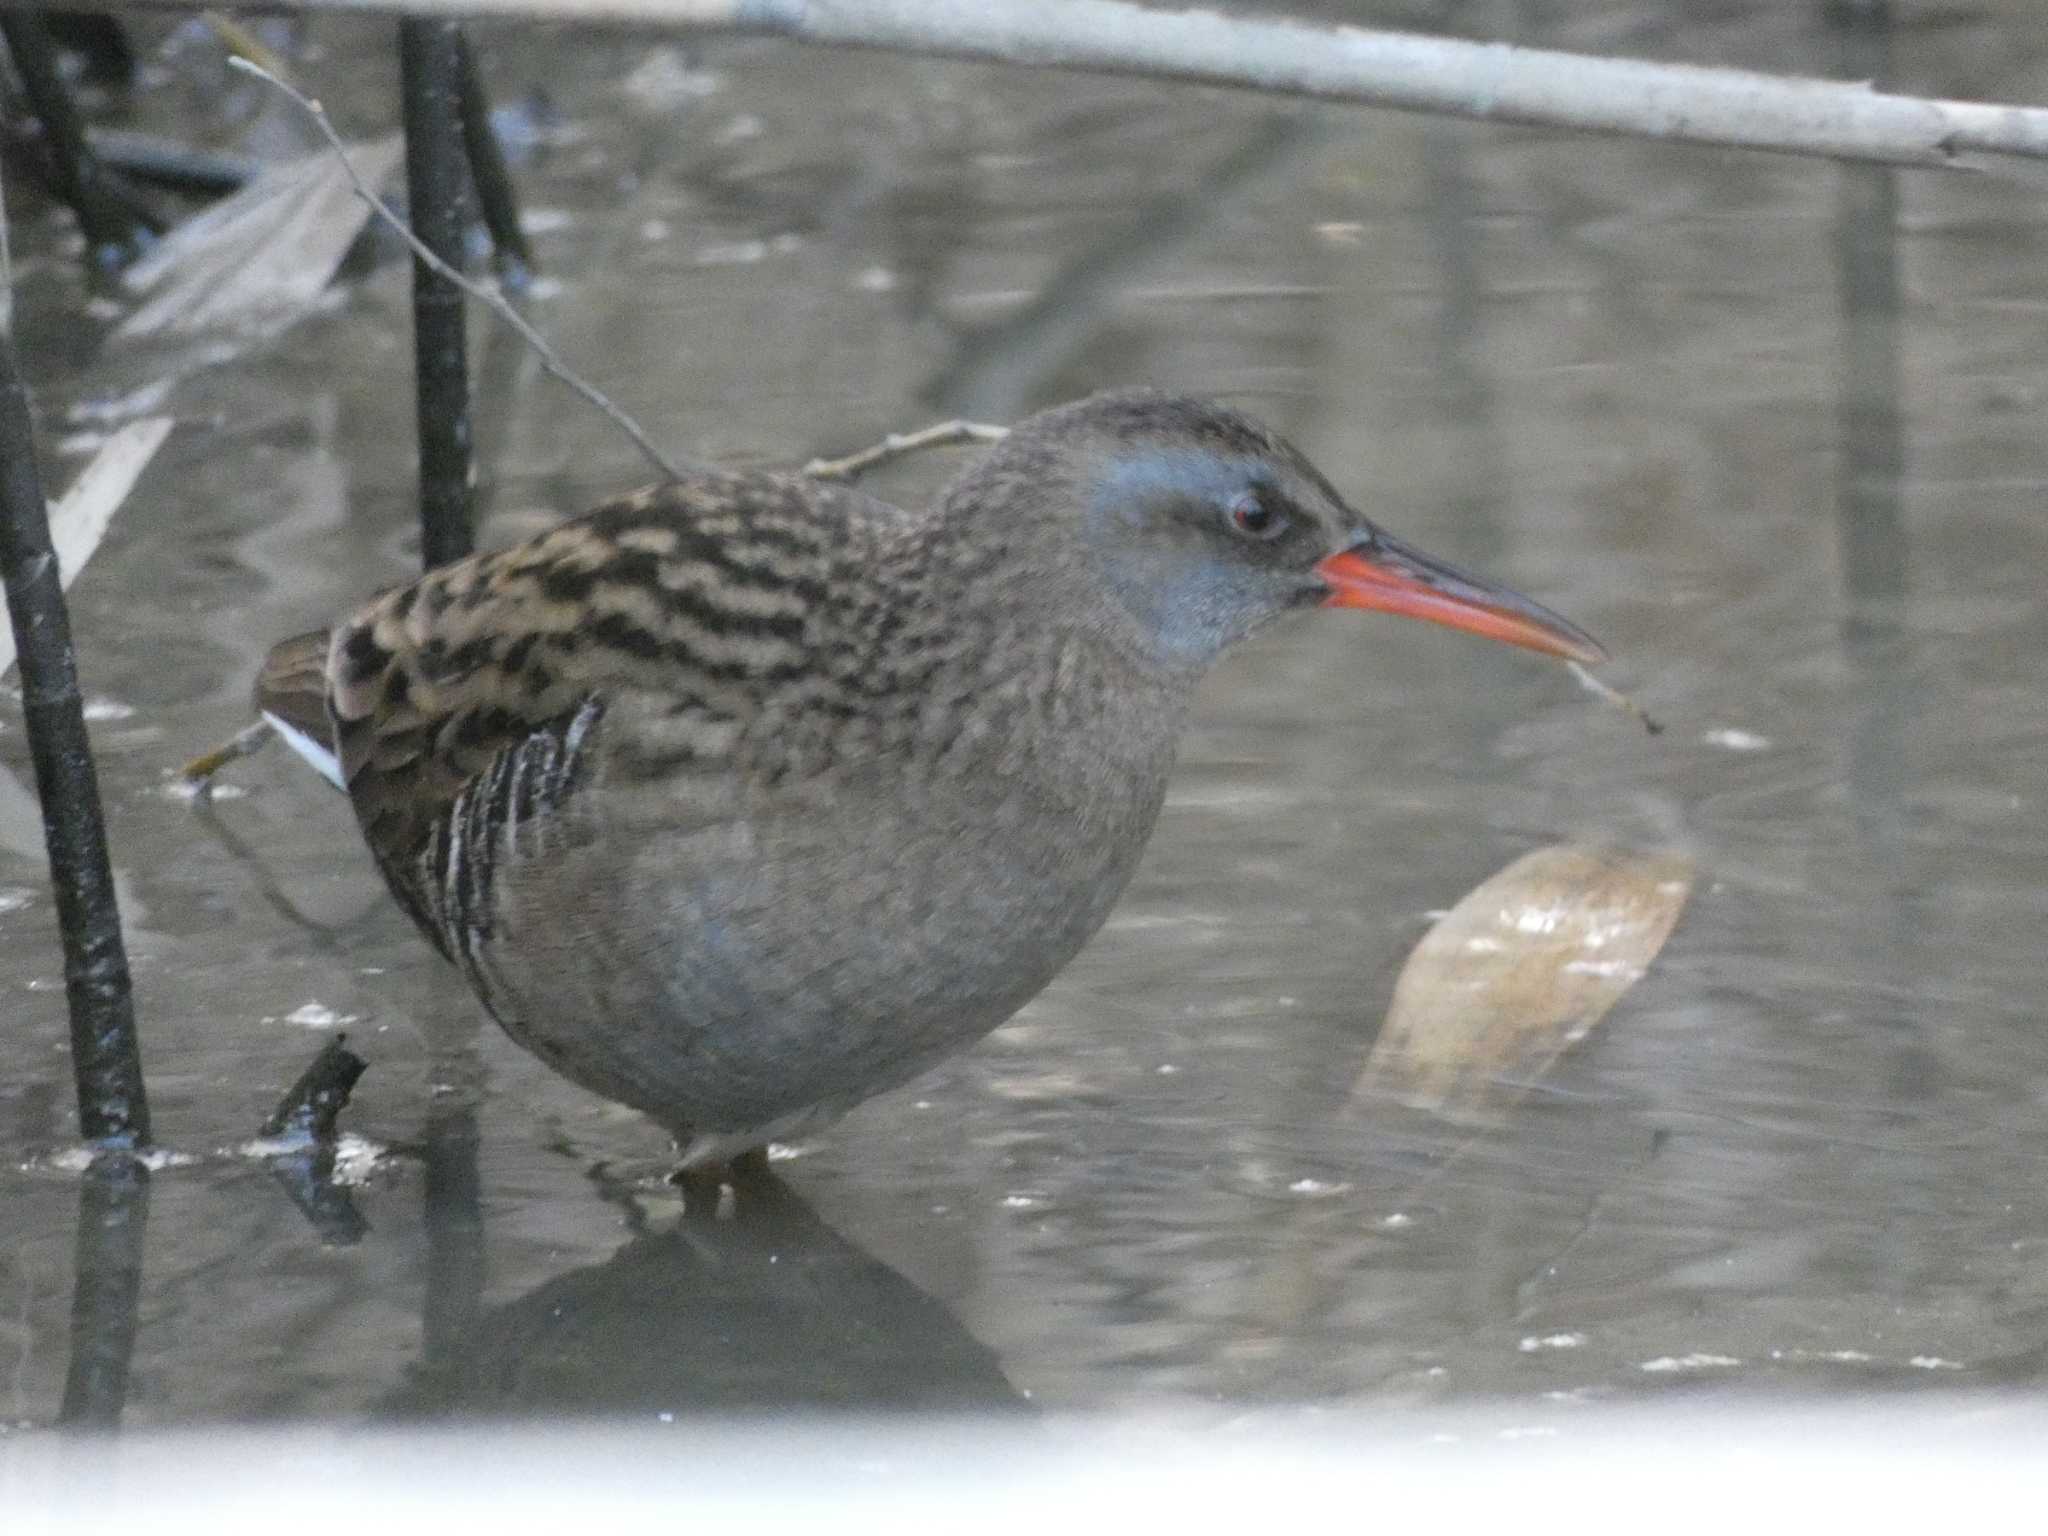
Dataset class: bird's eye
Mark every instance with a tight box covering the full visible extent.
[1227,489,1287,541]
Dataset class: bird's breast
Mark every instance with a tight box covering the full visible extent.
[473,635,1188,1130]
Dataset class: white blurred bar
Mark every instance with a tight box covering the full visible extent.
[5,1400,2046,1533]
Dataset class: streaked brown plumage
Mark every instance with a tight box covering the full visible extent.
[258,390,1600,1165]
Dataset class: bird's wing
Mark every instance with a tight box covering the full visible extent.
[298,471,847,955]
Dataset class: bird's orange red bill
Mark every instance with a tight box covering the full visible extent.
[1315,531,1606,666]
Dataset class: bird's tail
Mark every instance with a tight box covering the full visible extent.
[253,629,346,790]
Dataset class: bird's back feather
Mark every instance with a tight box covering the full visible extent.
[299,471,933,966]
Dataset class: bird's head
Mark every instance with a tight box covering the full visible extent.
[951,390,1604,673]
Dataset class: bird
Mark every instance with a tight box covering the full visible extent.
[254,389,1603,1170]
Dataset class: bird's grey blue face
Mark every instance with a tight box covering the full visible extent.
[1081,436,1606,673]
[1031,391,1602,672]
[1084,445,1356,666]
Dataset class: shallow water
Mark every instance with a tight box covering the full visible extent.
[5,2,2048,1426]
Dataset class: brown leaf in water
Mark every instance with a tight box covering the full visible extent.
[1354,844,1693,1120]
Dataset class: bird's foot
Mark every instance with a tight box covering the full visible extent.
[667,1144,776,1218]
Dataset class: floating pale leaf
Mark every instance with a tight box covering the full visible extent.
[116,136,402,340]
[1354,844,1693,1120]
[0,418,172,858]
[0,415,171,679]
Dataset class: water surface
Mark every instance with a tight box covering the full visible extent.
[4,2,2048,1425]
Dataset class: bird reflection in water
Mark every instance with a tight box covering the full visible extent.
[384,1165,1024,1418]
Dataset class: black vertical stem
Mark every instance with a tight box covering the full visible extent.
[41,13,136,87]
[454,31,535,289]
[0,326,149,1147]
[0,14,143,271]
[57,1153,151,1426]
[399,18,475,570]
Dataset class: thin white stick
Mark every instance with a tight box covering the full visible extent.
[1568,660,1663,736]
[109,0,2048,172]
[802,420,1009,482]
[224,57,692,484]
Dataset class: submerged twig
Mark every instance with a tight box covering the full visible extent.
[270,1143,371,1244]
[57,1151,151,1425]
[1568,660,1663,735]
[266,1142,370,1245]
[225,56,688,485]
[260,1034,371,1246]
[89,131,260,198]
[803,420,1010,482]
[261,1033,369,1141]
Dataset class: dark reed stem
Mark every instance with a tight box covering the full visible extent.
[0,324,149,1148]
[42,12,135,87]
[57,1151,151,1426]
[261,1034,370,1245]
[91,130,258,198]
[399,17,475,570]
[267,1143,369,1246]
[454,31,535,289]
[0,14,146,271]
[261,1033,369,1141]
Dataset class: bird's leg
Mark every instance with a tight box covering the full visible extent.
[668,1144,779,1218]
[728,1146,773,1183]
[581,1158,650,1235]
[666,1161,721,1216]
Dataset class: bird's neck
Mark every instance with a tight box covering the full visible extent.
[929,466,1214,688]
[831,495,1197,803]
